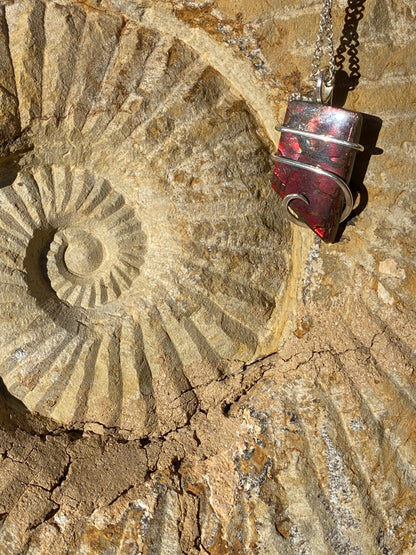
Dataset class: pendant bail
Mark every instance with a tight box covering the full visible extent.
[316,67,334,105]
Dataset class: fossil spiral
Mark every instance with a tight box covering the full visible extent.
[0,0,290,433]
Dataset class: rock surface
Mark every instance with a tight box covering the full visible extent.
[0,0,415,553]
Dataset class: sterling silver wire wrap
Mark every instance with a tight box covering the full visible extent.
[275,125,365,152]
[271,154,354,223]
[282,194,310,227]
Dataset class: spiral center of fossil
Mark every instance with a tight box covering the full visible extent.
[45,195,145,311]
[63,230,104,277]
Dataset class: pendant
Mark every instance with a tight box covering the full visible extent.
[271,100,363,243]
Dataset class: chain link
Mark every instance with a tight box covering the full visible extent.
[309,0,335,88]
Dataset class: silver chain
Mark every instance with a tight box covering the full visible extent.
[309,0,336,88]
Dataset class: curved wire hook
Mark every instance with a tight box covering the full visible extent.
[282,193,310,227]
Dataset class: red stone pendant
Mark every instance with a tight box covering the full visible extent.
[272,101,363,243]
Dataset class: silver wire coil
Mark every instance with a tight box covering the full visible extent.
[271,154,354,225]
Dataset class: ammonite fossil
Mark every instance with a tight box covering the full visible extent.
[0,0,291,435]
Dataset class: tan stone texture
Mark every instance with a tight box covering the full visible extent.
[0,0,415,553]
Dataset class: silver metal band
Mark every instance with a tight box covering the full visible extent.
[315,67,334,104]
[275,125,364,152]
[271,154,354,223]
